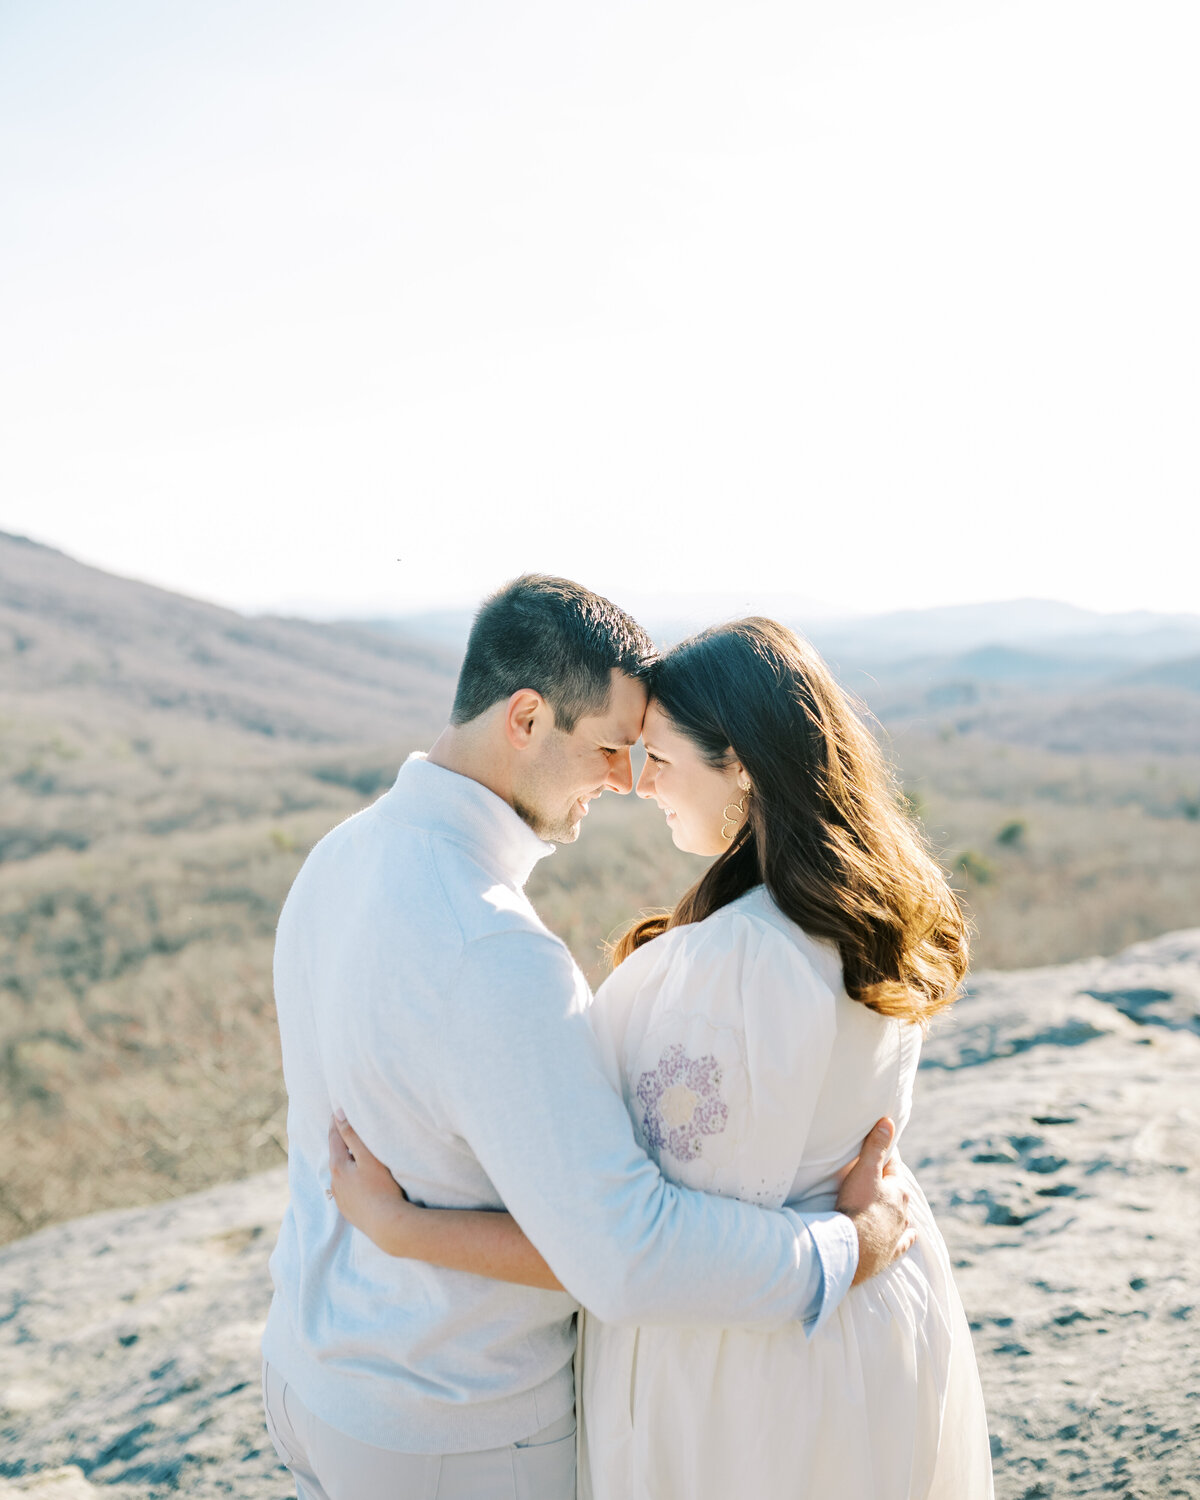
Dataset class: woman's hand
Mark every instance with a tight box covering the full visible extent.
[327,1110,563,1289]
[328,1111,419,1256]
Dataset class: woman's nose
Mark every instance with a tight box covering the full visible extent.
[635,758,655,798]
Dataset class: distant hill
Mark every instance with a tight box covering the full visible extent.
[1118,654,1200,694]
[360,595,1200,755]
[810,598,1200,665]
[0,532,462,1244]
[1,530,458,744]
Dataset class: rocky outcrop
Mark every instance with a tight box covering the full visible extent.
[908,928,1200,1498]
[0,1173,289,1498]
[2,931,1198,1498]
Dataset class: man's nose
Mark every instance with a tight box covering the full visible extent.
[605,748,635,794]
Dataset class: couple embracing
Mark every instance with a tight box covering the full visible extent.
[261,575,994,1499]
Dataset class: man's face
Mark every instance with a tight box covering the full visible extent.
[513,669,648,843]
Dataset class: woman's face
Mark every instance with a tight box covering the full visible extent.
[636,700,746,856]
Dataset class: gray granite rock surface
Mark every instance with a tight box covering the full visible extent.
[3,931,1199,1498]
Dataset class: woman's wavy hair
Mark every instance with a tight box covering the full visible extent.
[613,618,968,1028]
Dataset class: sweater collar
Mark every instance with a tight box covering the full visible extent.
[379,752,555,888]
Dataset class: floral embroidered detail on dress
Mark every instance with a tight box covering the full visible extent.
[635,1043,729,1162]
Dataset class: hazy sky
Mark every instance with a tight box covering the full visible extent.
[3,1,1197,620]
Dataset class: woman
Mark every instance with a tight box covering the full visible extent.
[329,618,994,1499]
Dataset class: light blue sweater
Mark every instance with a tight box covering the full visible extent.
[262,754,856,1454]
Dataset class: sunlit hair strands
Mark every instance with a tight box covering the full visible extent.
[613,619,969,1028]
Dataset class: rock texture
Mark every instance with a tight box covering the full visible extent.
[907,928,1200,1499]
[0,1173,290,1498]
[2,932,1199,1499]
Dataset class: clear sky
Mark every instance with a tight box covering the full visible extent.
[2,1,1197,620]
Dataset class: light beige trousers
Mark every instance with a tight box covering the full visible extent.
[262,1360,577,1500]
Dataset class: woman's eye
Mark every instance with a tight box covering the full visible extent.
[646,752,663,765]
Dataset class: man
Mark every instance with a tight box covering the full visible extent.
[262,575,911,1499]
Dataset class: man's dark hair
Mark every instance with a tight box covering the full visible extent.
[451,575,654,731]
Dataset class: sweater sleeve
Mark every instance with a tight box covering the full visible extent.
[436,928,856,1331]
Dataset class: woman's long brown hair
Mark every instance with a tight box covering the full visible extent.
[613,618,968,1027]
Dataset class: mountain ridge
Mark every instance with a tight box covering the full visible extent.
[0,530,458,744]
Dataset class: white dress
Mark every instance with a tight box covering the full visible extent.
[578,886,994,1500]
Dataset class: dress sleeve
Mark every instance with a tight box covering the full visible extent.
[623,912,839,1208]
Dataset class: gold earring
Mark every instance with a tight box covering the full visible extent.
[720,779,751,842]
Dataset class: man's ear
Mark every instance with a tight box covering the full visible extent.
[502,689,548,751]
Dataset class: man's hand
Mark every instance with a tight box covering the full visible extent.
[835,1118,916,1286]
